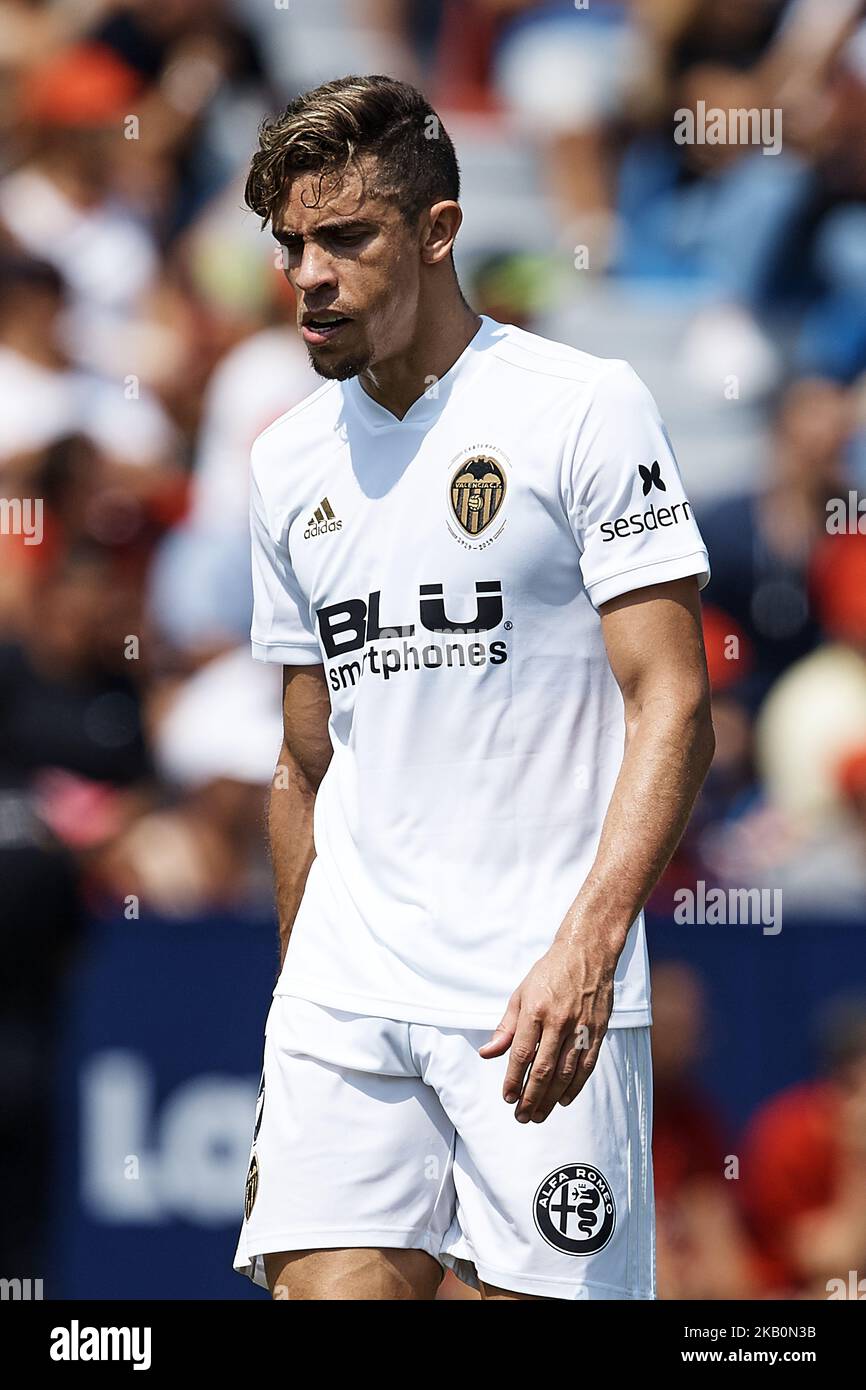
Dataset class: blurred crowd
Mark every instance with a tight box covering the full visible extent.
[1,0,866,1299]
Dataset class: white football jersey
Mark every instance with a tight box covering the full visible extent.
[250,315,710,1027]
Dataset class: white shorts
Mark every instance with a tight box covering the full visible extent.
[232,996,655,1300]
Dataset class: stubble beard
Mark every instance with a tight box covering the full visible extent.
[306,347,373,382]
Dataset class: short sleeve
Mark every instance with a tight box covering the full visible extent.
[249,456,322,665]
[564,361,710,610]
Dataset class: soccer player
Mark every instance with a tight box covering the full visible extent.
[232,75,714,1301]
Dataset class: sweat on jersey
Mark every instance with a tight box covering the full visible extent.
[250,315,710,1028]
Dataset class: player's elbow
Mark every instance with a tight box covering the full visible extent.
[626,673,715,772]
[681,681,715,777]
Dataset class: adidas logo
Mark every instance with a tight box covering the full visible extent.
[304,496,342,539]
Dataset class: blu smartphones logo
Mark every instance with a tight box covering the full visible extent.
[317,580,504,659]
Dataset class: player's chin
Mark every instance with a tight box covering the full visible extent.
[307,347,371,382]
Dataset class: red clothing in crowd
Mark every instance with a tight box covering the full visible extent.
[740,1081,840,1289]
[653,1083,728,1202]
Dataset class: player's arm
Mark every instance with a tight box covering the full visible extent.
[249,444,331,972]
[270,663,332,973]
[480,575,714,1122]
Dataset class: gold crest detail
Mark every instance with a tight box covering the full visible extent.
[450,456,506,537]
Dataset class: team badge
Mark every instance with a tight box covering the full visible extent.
[533,1163,616,1256]
[253,1067,265,1144]
[244,1154,259,1222]
[449,455,506,537]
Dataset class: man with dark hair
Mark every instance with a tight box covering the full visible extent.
[246,75,462,231]
[244,74,471,384]
[233,74,714,1301]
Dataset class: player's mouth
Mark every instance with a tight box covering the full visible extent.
[301,311,354,346]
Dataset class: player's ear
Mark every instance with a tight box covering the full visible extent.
[421,201,462,266]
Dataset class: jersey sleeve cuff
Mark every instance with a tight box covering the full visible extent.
[584,550,711,610]
[251,639,323,664]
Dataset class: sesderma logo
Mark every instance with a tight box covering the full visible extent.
[600,499,692,543]
[600,463,693,542]
[638,460,665,496]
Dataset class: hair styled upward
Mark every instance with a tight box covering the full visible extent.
[245,74,461,230]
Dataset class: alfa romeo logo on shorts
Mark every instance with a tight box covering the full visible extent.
[533,1163,616,1256]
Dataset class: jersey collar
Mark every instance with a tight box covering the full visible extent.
[342,314,497,431]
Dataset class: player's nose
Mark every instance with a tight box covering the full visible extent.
[294,242,337,293]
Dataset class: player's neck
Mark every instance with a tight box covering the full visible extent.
[357,301,483,421]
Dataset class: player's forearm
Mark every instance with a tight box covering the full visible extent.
[269,745,318,972]
[555,687,715,957]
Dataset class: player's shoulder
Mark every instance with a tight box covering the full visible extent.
[487,318,653,408]
[250,377,342,477]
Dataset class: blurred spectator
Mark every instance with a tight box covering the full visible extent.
[0,802,84,1279]
[147,319,317,657]
[90,0,277,235]
[741,994,866,1295]
[699,377,856,709]
[619,0,866,387]
[0,0,115,69]
[0,254,178,471]
[0,542,151,792]
[0,42,158,363]
[96,646,279,916]
[490,1,647,263]
[433,1,650,264]
[651,962,768,1298]
[746,642,866,910]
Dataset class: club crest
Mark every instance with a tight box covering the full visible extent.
[449,455,506,537]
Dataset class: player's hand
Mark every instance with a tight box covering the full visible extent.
[477,936,617,1123]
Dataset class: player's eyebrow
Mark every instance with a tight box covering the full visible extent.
[272,219,374,244]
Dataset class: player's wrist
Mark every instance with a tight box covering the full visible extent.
[553,890,635,960]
